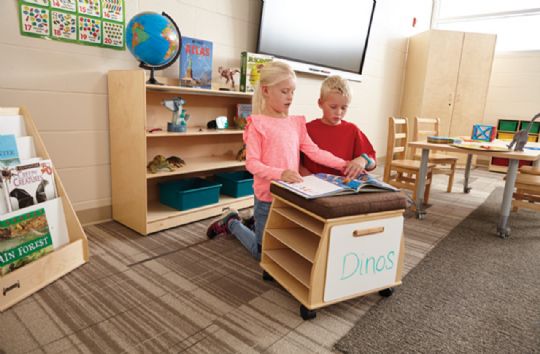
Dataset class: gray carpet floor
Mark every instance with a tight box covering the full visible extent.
[334,187,540,354]
[0,168,519,353]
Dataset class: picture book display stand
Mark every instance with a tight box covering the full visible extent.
[0,107,88,312]
[262,185,407,319]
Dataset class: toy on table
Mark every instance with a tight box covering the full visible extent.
[471,124,496,142]
[162,97,190,132]
[507,113,540,152]
[427,136,461,144]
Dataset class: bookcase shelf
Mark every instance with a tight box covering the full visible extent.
[489,118,540,173]
[108,70,253,235]
[0,107,88,312]
[146,156,245,179]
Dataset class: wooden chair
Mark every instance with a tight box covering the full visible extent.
[512,173,540,212]
[519,165,540,175]
[383,116,434,204]
[412,117,458,193]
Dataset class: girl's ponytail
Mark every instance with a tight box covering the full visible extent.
[252,83,264,115]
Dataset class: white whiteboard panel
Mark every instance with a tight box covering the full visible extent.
[324,216,403,302]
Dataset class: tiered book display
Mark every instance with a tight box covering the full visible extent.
[108,70,254,235]
[0,107,88,312]
[489,118,540,173]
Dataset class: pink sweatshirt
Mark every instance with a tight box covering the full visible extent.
[243,114,348,202]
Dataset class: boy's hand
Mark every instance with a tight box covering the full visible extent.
[298,165,312,177]
[281,169,303,183]
[344,160,366,179]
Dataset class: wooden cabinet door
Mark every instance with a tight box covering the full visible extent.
[449,32,497,137]
[422,30,464,136]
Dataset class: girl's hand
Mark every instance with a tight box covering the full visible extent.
[281,169,303,183]
[343,160,366,179]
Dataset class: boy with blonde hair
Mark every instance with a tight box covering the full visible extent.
[302,75,376,176]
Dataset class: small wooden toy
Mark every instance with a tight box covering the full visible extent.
[471,124,497,142]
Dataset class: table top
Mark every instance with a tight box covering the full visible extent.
[409,140,540,161]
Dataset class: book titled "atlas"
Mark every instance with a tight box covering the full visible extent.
[179,36,213,89]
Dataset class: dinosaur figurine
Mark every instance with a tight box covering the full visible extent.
[166,155,185,168]
[236,144,247,161]
[507,113,540,152]
[147,155,175,173]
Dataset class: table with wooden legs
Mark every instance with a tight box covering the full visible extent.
[409,141,540,238]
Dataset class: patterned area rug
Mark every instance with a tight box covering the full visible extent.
[334,187,540,353]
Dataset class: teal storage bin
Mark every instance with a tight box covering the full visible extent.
[159,178,222,211]
[214,171,254,197]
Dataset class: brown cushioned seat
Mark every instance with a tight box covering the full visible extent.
[270,183,409,219]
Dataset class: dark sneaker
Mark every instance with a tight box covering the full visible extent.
[206,209,240,239]
[242,216,255,231]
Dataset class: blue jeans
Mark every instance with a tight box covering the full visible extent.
[229,198,271,261]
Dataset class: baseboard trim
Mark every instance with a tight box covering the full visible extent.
[76,205,112,226]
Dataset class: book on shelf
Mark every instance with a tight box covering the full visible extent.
[234,103,252,129]
[0,135,20,168]
[240,51,273,92]
[2,160,57,212]
[0,208,53,276]
[179,36,213,89]
[273,173,399,199]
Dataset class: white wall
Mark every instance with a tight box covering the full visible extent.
[484,51,540,124]
[0,0,432,221]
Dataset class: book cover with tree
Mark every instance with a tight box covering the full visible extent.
[0,208,52,276]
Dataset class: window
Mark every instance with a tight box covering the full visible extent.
[432,0,540,51]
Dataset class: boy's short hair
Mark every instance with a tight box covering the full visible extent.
[320,75,351,101]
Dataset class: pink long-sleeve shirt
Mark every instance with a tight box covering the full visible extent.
[243,114,348,202]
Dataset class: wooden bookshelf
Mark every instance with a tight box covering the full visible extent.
[108,70,254,235]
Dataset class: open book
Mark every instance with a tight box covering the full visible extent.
[273,173,399,199]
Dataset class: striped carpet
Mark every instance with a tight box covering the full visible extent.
[0,167,506,353]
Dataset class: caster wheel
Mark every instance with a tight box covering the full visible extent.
[497,227,511,239]
[300,305,316,320]
[262,270,274,281]
[378,288,394,297]
[464,187,472,194]
[416,211,426,220]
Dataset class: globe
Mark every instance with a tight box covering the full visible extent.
[126,12,181,84]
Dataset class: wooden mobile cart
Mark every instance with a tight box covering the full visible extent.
[261,184,408,320]
[0,107,88,312]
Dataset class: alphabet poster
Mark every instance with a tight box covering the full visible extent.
[324,216,403,302]
[18,0,125,50]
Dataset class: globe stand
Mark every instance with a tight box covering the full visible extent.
[142,64,162,85]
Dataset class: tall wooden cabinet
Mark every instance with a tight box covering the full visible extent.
[401,30,496,144]
[108,70,254,235]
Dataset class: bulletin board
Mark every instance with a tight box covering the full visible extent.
[18,0,125,50]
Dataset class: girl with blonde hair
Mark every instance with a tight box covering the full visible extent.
[207,61,363,260]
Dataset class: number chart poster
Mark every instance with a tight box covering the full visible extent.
[18,0,125,50]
